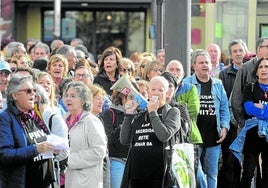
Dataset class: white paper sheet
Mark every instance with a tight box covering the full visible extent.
[41,134,69,159]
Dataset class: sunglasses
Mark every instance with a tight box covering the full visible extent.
[151,68,163,73]
[141,64,146,68]
[18,88,37,94]
[10,67,17,73]
[122,68,132,73]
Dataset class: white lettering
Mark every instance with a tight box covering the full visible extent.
[29,130,46,140]
[134,142,146,146]
[135,128,154,134]
[138,135,149,140]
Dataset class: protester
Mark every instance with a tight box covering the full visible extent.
[141,60,163,81]
[94,46,122,96]
[120,76,181,188]
[63,82,107,188]
[89,84,110,188]
[218,39,247,188]
[240,57,268,188]
[101,90,130,188]
[183,49,230,188]
[47,54,68,87]
[0,75,55,187]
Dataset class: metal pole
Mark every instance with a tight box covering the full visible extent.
[156,0,164,51]
[54,0,61,39]
[164,0,191,75]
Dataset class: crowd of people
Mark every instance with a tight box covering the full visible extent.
[0,36,267,188]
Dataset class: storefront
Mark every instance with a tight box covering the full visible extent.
[1,0,268,56]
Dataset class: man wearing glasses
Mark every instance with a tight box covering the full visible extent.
[74,66,94,87]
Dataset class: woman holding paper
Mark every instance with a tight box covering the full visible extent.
[63,82,107,188]
[0,75,55,188]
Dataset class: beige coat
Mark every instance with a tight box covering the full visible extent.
[65,111,107,188]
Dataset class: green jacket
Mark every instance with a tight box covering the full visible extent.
[176,82,202,144]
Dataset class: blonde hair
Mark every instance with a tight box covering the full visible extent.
[89,84,106,97]
[37,72,57,108]
[141,60,163,81]
[47,54,68,77]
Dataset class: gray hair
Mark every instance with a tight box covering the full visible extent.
[34,83,50,105]
[191,49,210,65]
[34,42,50,54]
[56,44,76,57]
[70,38,84,46]
[6,75,33,104]
[50,39,64,51]
[228,39,247,55]
[256,37,268,52]
[63,82,92,111]
[5,42,25,58]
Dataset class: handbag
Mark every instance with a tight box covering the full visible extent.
[171,143,195,188]
[48,158,60,186]
[163,106,196,188]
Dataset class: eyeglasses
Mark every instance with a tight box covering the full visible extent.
[122,68,132,73]
[260,45,268,49]
[141,64,146,68]
[10,67,17,73]
[74,73,90,79]
[151,68,163,73]
[18,88,36,94]
[169,68,181,72]
[64,94,79,99]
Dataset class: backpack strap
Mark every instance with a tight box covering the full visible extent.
[48,114,56,132]
[108,108,115,124]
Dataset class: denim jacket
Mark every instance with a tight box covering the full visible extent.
[229,118,258,163]
[183,74,230,133]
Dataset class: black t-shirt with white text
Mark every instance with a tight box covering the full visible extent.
[129,107,164,180]
[197,78,219,147]
[23,118,51,188]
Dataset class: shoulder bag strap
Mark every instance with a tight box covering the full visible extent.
[48,114,56,134]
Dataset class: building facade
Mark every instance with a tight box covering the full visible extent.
[1,0,268,58]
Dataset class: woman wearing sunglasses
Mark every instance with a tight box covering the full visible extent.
[0,75,55,188]
[119,58,135,77]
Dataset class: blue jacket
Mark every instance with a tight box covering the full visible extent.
[183,74,230,133]
[229,118,258,163]
[0,105,39,188]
